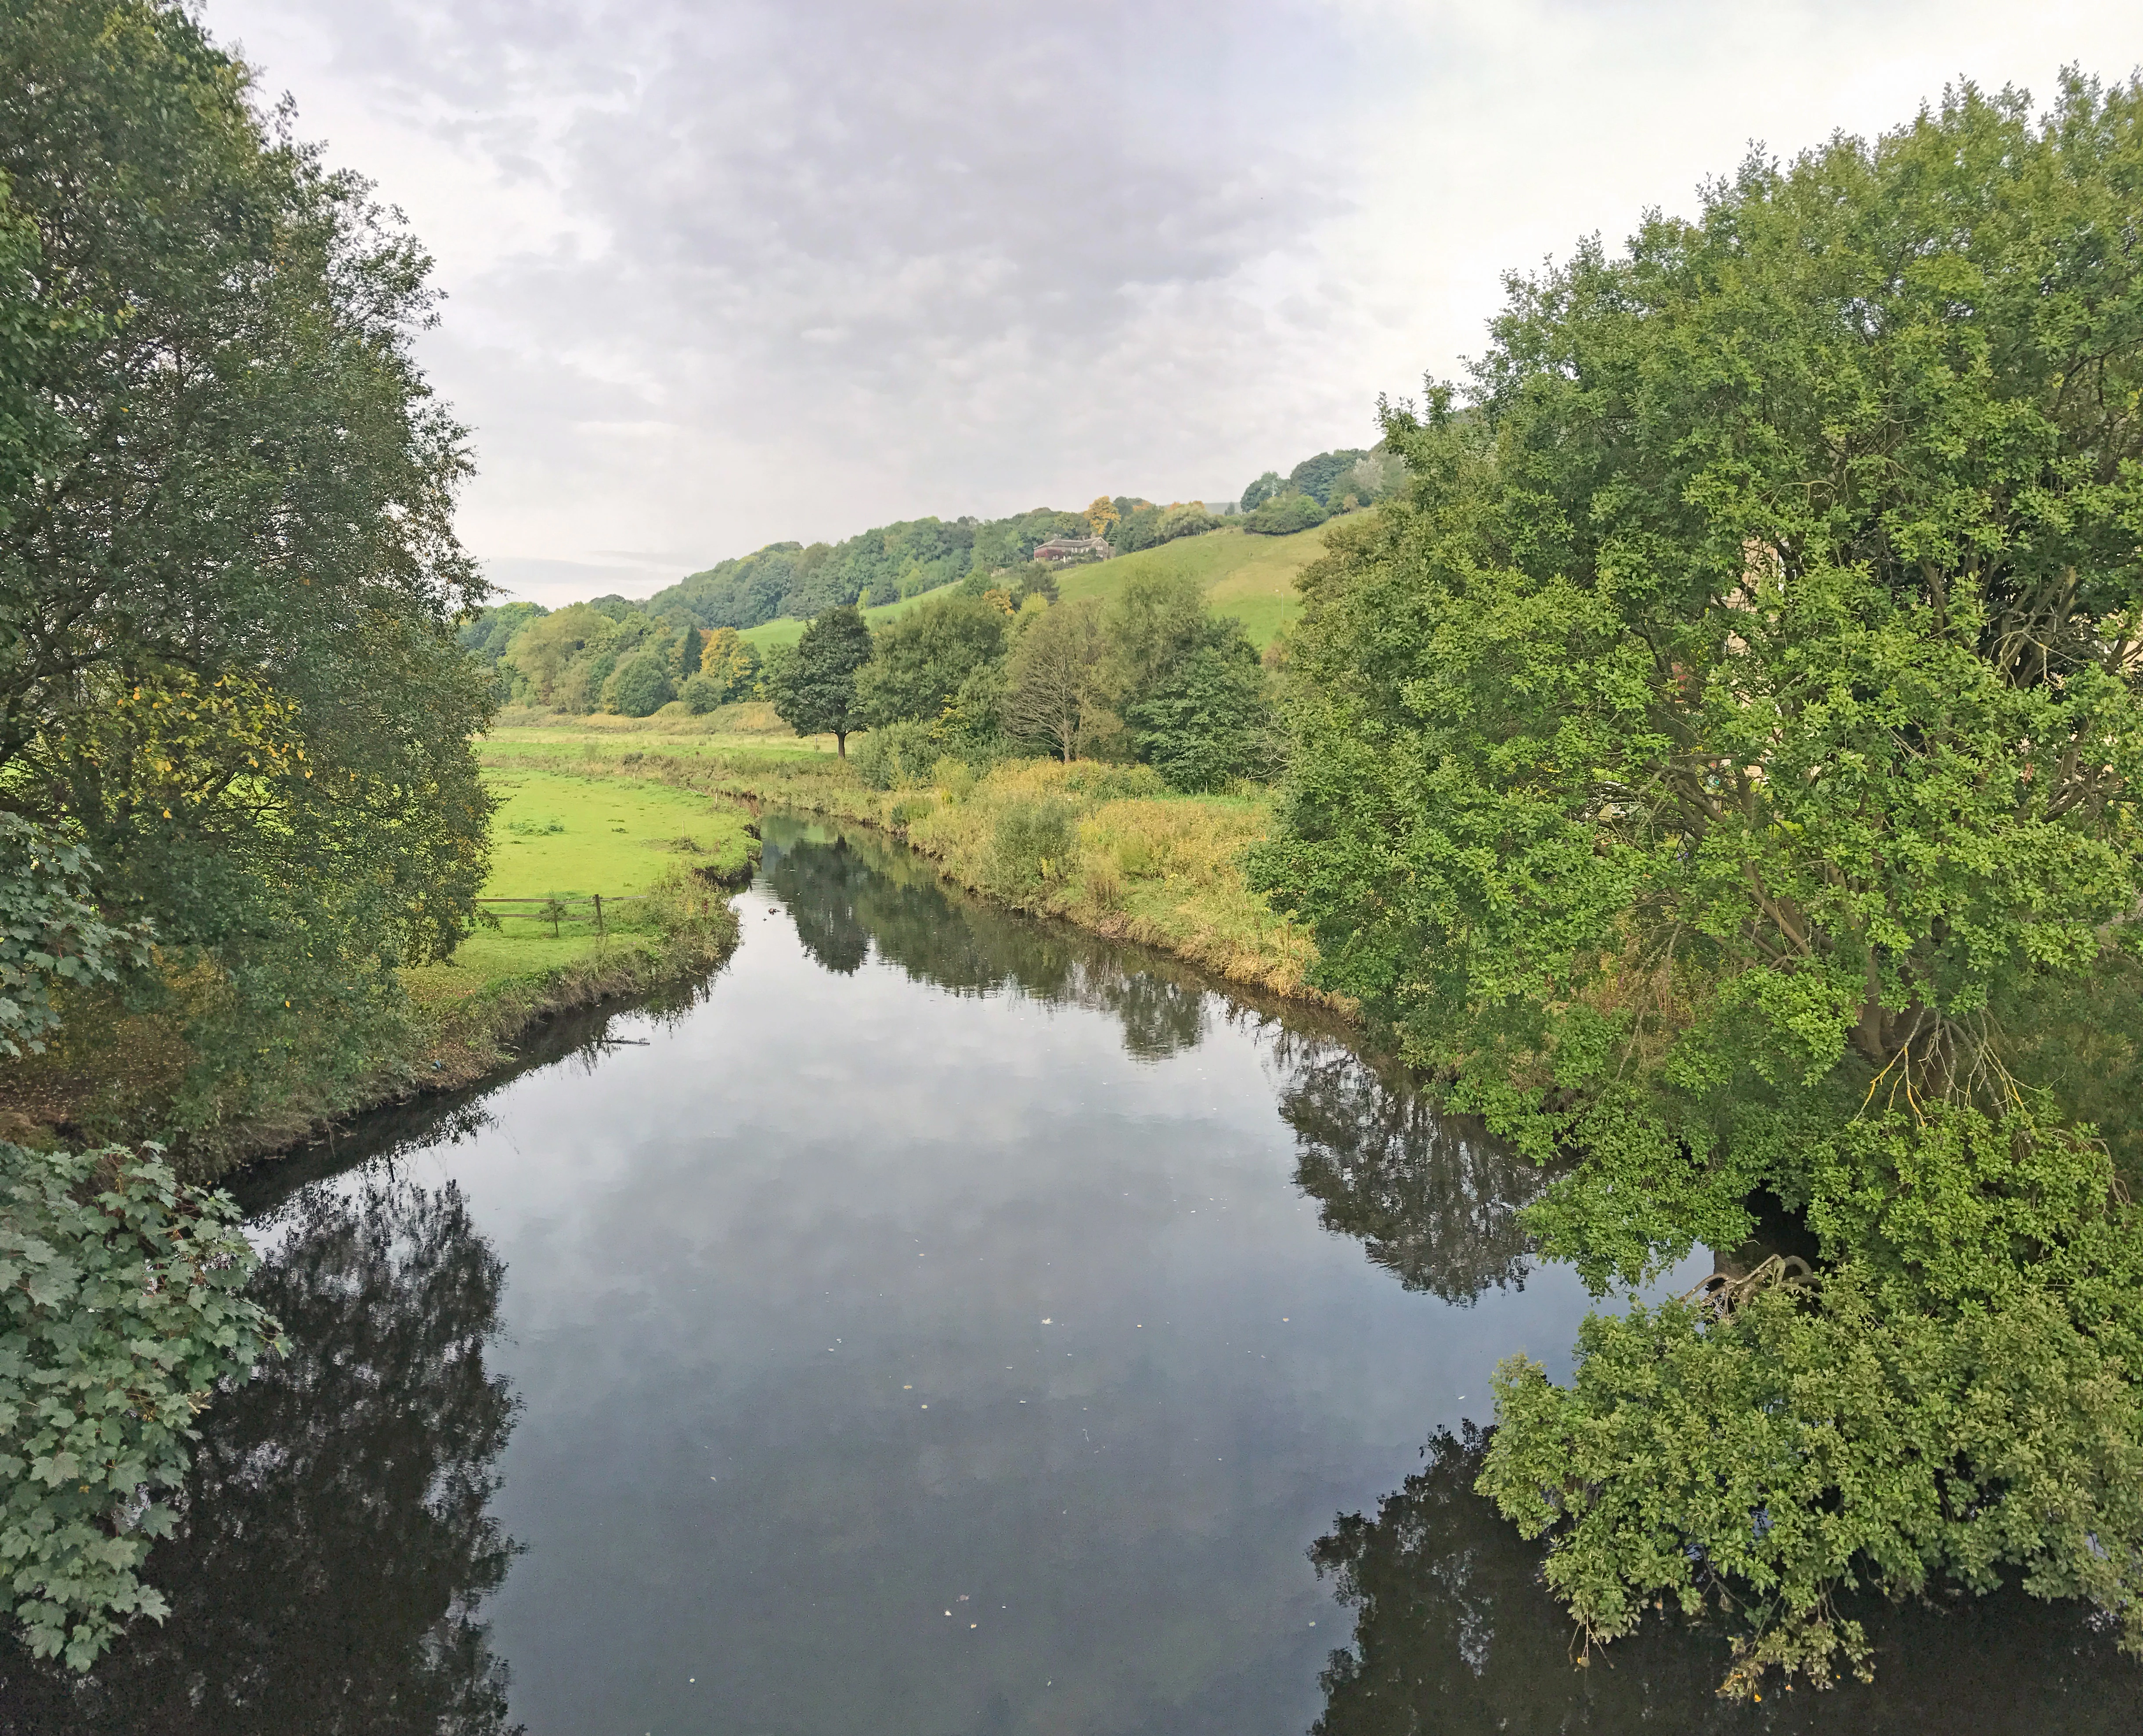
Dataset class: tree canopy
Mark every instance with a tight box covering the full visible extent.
[853,592,1008,729]
[769,606,873,755]
[1253,72,2143,1692]
[0,0,494,1135]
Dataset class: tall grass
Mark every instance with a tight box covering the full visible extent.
[483,736,1330,1005]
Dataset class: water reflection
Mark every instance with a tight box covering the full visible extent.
[15,811,2132,1729]
[1312,1427,2143,1735]
[1276,1038,1546,1305]
[0,1179,520,1736]
[761,815,1212,1057]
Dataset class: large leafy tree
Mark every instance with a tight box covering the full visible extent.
[1257,72,2143,1276]
[1254,74,2143,1690]
[0,0,493,1130]
[1125,619,1275,791]
[1001,598,1114,761]
[852,591,1007,728]
[768,605,872,755]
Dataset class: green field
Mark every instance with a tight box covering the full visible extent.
[481,703,842,760]
[737,521,1335,653]
[405,767,756,1000]
[483,767,751,898]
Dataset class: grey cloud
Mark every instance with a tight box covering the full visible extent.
[213,0,1433,586]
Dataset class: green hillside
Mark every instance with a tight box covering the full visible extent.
[738,521,1335,654]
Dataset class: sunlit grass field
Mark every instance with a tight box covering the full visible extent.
[405,766,755,1007]
[482,767,752,897]
[736,521,1334,654]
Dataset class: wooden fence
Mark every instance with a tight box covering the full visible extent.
[476,893,648,937]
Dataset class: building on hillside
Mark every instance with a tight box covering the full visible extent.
[1031,535,1112,565]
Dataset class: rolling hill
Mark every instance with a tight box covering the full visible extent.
[736,521,1335,655]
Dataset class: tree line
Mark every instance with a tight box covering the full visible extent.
[764,567,1277,794]
[458,448,1402,684]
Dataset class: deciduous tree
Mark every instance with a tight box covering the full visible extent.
[769,605,872,755]
[1253,72,2143,1691]
[1001,599,1113,762]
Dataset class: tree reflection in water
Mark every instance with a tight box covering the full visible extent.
[1312,1426,2143,1735]
[760,817,1211,1057]
[0,1178,520,1736]
[1275,1037,1548,1304]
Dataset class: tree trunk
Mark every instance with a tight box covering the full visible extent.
[835,730,847,758]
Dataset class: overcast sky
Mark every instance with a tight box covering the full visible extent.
[201,0,2142,608]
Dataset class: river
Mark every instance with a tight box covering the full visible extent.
[6,815,2139,1733]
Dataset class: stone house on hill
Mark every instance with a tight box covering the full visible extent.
[1031,536,1111,565]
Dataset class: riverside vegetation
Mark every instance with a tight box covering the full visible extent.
[0,0,743,1668]
[1253,74,2143,1698]
[7,0,2143,1714]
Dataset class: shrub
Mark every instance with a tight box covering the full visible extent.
[1154,502,1220,543]
[1482,1102,2143,1697]
[1241,491,1328,535]
[1056,761,1165,802]
[932,757,977,803]
[989,797,1079,893]
[603,652,675,717]
[679,670,725,713]
[0,1142,282,1668]
[852,720,938,790]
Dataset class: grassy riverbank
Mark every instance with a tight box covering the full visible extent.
[397,766,755,1102]
[476,719,1328,1005]
[0,769,753,1175]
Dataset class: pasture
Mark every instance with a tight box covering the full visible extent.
[736,520,1333,653]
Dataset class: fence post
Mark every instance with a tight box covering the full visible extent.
[594,893,604,936]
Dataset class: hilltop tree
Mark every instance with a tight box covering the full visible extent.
[770,605,873,755]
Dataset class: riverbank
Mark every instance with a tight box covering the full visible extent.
[0,774,755,1180]
[476,721,1335,1008]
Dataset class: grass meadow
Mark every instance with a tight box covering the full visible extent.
[473,724,1332,1007]
[404,766,754,1011]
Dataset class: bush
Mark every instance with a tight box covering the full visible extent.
[989,797,1079,893]
[603,652,675,717]
[1241,491,1328,535]
[1482,1102,2143,1697]
[1154,502,1220,543]
[1128,627,1279,791]
[1055,761,1165,801]
[0,1142,282,1668]
[852,720,938,790]
[932,757,977,803]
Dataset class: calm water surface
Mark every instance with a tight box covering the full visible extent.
[7,816,2141,1733]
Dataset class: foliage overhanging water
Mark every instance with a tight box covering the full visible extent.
[4,816,2138,1733]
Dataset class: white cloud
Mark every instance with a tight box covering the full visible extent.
[203,0,2143,605]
